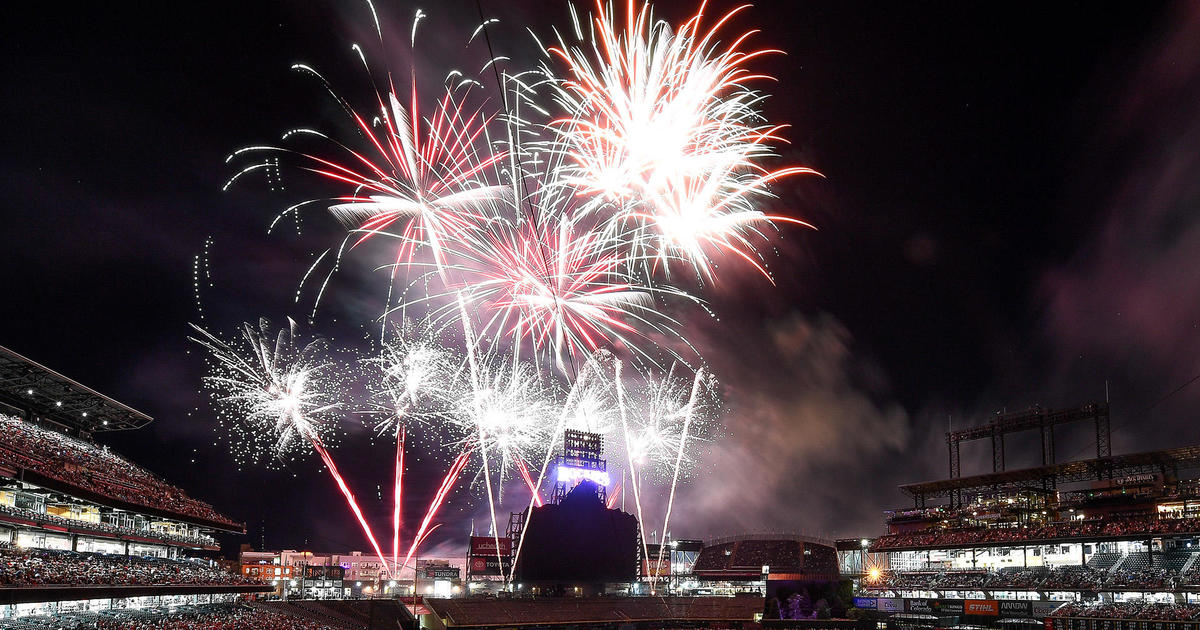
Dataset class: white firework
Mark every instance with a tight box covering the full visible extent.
[190,318,344,466]
[367,321,465,437]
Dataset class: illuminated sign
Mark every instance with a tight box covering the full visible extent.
[556,464,610,486]
[468,556,509,576]
[468,536,512,556]
[423,566,461,580]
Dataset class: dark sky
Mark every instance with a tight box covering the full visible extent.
[3,1,1200,554]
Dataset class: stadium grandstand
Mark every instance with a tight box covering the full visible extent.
[0,600,411,629]
[843,402,1200,629]
[0,344,268,620]
[692,534,839,585]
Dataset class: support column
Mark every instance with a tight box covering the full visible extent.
[992,430,1006,473]
[948,436,961,478]
[1095,404,1111,461]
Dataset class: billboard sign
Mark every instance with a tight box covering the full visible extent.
[468,555,509,576]
[905,599,964,615]
[937,600,965,615]
[965,600,999,616]
[423,566,461,580]
[643,556,671,577]
[877,598,902,613]
[853,598,877,610]
[1031,601,1063,617]
[999,600,1032,617]
[469,536,512,556]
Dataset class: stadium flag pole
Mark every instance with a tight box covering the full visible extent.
[616,361,652,588]
[653,368,703,590]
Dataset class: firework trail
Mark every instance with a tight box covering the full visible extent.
[401,447,472,571]
[652,366,704,588]
[621,363,716,484]
[189,319,393,578]
[368,322,461,568]
[393,426,404,571]
[614,360,653,581]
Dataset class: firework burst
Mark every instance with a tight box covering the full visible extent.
[622,363,719,482]
[543,0,818,279]
[208,0,815,584]
[366,320,464,437]
[189,318,343,466]
[190,318,394,578]
[453,354,558,481]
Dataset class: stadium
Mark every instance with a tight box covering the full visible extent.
[9,349,1200,630]
[844,403,1200,630]
[0,345,415,629]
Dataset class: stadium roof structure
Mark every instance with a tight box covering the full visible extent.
[901,445,1200,503]
[0,344,152,433]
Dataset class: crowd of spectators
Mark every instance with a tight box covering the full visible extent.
[868,563,1200,592]
[873,515,1200,551]
[0,604,343,630]
[693,539,838,576]
[1051,601,1200,621]
[0,415,239,529]
[730,540,801,572]
[0,546,259,587]
[85,608,339,630]
[0,503,216,549]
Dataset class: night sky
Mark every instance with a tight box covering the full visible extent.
[3,1,1199,555]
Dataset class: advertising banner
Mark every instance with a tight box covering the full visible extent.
[467,555,509,576]
[643,556,671,577]
[964,600,999,616]
[1031,601,1063,617]
[905,599,963,615]
[423,566,461,580]
[853,597,877,609]
[999,600,1032,617]
[877,598,902,613]
[905,599,935,614]
[469,536,512,556]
